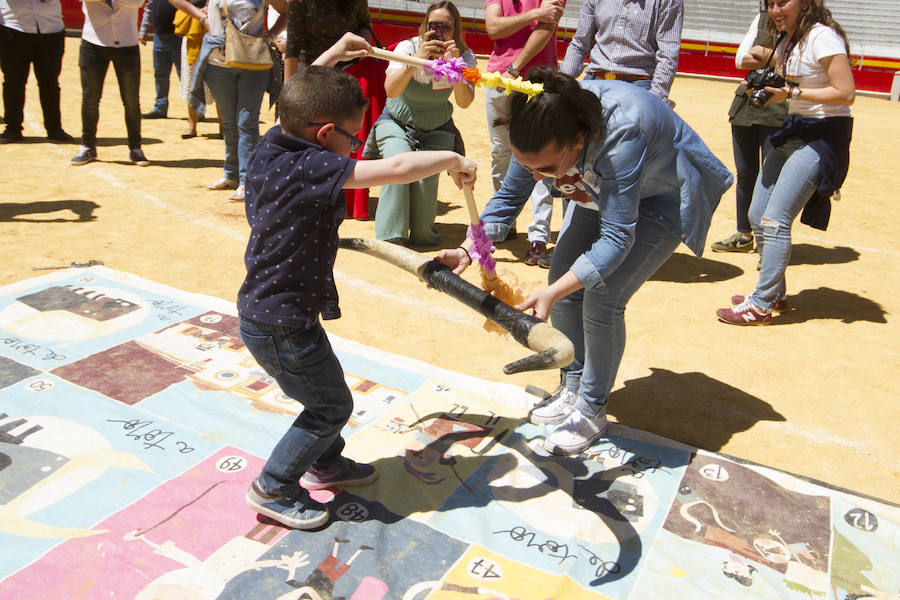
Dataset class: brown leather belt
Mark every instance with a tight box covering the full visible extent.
[586,70,651,82]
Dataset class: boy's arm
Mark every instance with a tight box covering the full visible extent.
[344,151,476,190]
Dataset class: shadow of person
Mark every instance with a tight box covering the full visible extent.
[436,199,460,217]
[609,368,786,451]
[775,287,886,325]
[788,243,860,266]
[312,412,692,586]
[126,158,222,168]
[650,252,744,283]
[0,200,99,222]
[95,136,163,147]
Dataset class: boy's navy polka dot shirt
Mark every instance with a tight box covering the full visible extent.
[237,125,356,328]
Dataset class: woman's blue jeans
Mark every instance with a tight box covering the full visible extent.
[548,204,680,418]
[239,316,352,499]
[731,123,779,233]
[204,64,270,184]
[748,142,821,309]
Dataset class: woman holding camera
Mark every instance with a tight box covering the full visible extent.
[716,0,854,325]
[437,70,732,455]
[366,1,476,246]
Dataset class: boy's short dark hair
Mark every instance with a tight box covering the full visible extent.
[279,66,368,138]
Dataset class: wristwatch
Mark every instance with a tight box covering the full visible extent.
[506,64,520,77]
[790,85,802,99]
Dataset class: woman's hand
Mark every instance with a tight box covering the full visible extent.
[447,156,477,189]
[416,32,447,60]
[762,84,792,104]
[434,245,472,276]
[514,287,557,322]
[515,271,583,321]
[443,38,460,60]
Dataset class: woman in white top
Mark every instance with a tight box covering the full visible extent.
[368,1,476,245]
[716,0,854,326]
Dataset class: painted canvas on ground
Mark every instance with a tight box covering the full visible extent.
[0,267,897,599]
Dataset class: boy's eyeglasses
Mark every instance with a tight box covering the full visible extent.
[308,122,363,153]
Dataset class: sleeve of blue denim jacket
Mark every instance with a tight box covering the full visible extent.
[568,120,647,290]
[479,157,540,226]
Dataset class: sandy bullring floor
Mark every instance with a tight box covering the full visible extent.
[1,37,898,504]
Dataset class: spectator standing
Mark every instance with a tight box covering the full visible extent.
[711,5,787,253]
[70,0,150,166]
[484,0,564,265]
[0,0,72,142]
[560,0,683,105]
[717,0,854,325]
[139,0,181,119]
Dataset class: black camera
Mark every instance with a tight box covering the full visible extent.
[745,67,787,108]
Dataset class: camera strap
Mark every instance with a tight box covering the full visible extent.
[762,32,787,71]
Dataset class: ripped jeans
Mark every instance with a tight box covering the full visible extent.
[748,142,821,310]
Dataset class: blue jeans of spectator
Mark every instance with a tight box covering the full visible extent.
[78,39,141,149]
[239,315,351,499]
[0,27,65,134]
[731,123,779,233]
[548,203,680,418]
[748,142,821,310]
[204,64,270,184]
[151,32,182,114]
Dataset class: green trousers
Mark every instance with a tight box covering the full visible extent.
[372,118,455,245]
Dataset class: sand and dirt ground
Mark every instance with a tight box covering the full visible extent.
[2,37,898,503]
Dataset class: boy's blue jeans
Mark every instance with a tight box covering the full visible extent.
[748,142,821,310]
[239,315,352,499]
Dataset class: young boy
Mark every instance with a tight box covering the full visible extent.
[239,35,476,530]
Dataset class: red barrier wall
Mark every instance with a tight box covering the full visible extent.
[61,1,897,93]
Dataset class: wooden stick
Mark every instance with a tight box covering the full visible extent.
[462,185,480,226]
[462,185,497,282]
[338,238,573,374]
[368,47,428,69]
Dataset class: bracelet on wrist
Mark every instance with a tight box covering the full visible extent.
[458,246,471,262]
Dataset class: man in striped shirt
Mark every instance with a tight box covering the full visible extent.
[560,0,683,105]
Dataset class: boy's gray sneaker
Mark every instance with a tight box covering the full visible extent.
[301,456,377,491]
[246,480,329,530]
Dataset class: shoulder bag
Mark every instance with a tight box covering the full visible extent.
[222,0,273,71]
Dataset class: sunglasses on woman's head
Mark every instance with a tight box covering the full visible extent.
[308,122,363,153]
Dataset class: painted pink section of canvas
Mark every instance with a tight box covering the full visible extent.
[1,447,283,599]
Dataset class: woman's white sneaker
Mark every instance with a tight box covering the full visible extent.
[543,410,609,456]
[529,387,578,425]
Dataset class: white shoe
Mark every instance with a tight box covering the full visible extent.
[529,387,577,425]
[543,410,609,456]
